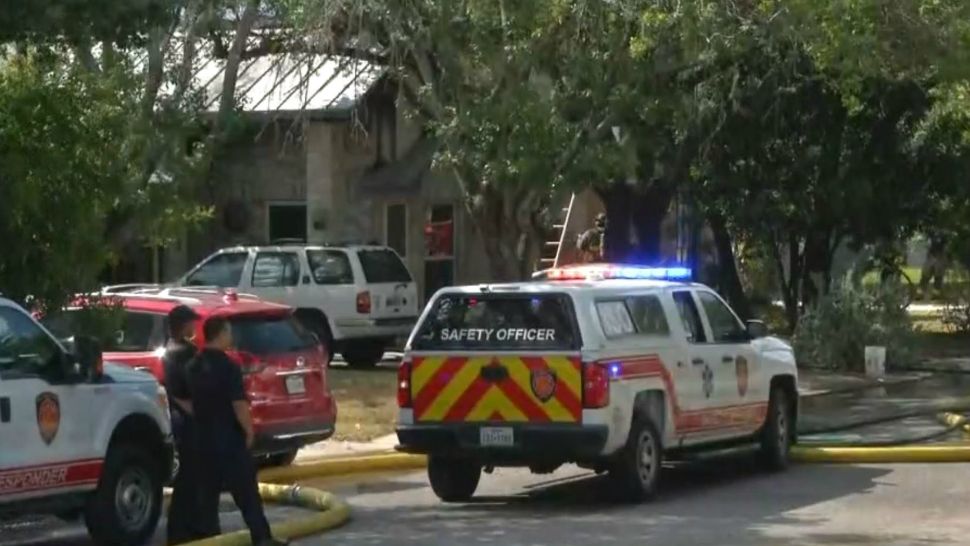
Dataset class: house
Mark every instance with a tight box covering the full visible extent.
[143,52,699,302]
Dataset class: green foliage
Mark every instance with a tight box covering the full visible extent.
[44,296,127,349]
[0,53,208,309]
[793,277,917,371]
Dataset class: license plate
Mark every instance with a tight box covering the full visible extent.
[285,375,306,395]
[386,295,403,308]
[480,427,514,447]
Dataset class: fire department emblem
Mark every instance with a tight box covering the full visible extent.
[36,392,60,445]
[736,356,749,397]
[702,365,714,399]
[530,368,557,402]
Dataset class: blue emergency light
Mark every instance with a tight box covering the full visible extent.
[535,264,693,282]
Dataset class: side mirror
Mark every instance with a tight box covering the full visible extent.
[746,319,768,339]
[73,336,104,381]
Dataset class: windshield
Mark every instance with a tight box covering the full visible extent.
[412,293,580,351]
[357,249,412,284]
[227,314,317,355]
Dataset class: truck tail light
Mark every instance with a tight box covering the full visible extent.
[356,291,372,314]
[582,362,610,409]
[397,358,413,408]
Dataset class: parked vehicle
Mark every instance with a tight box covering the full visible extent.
[0,297,173,545]
[176,243,419,368]
[42,286,336,466]
[396,263,798,502]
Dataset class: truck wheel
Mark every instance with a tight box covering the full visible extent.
[609,416,662,502]
[84,444,162,546]
[342,341,385,368]
[760,387,792,470]
[427,456,481,502]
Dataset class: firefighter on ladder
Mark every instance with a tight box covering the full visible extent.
[576,213,607,263]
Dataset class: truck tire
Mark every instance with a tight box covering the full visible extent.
[270,449,299,467]
[609,416,662,502]
[760,387,792,470]
[84,444,162,546]
[427,456,481,502]
[342,341,385,368]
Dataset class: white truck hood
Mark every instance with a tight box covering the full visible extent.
[103,362,158,384]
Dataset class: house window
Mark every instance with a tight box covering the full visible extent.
[385,203,408,257]
[268,203,307,243]
[424,204,455,300]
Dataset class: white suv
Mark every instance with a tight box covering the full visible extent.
[0,297,173,545]
[177,243,419,367]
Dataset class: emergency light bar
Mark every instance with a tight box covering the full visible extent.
[534,264,692,282]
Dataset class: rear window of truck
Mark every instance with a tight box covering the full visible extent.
[412,294,580,351]
[357,249,412,284]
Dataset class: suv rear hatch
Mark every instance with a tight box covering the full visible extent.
[224,312,334,426]
[355,248,418,324]
[404,293,583,425]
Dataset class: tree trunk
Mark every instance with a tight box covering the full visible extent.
[629,185,674,264]
[708,212,751,320]
[217,0,261,127]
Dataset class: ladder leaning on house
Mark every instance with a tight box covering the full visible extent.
[537,193,577,271]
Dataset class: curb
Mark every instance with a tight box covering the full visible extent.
[258,452,427,484]
[181,483,351,546]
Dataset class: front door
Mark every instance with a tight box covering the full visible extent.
[246,250,303,307]
[669,290,724,443]
[694,289,765,435]
[0,306,101,503]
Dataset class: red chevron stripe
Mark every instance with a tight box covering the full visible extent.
[413,356,466,418]
[442,376,492,422]
[496,378,550,422]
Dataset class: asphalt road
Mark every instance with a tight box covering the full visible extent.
[8,456,970,546]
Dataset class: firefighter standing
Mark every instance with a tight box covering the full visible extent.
[187,317,287,546]
[163,305,205,545]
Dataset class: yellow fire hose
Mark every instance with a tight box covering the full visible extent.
[791,412,970,463]
[177,483,351,546]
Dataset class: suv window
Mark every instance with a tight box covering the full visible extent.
[357,249,412,284]
[697,291,747,343]
[43,310,163,352]
[227,315,318,355]
[306,250,354,285]
[185,252,248,287]
[672,291,707,343]
[252,252,301,288]
[627,295,670,336]
[0,307,62,378]
[413,294,579,351]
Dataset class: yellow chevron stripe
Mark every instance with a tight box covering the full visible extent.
[465,386,528,422]
[543,355,582,399]
[411,356,446,396]
[419,356,485,421]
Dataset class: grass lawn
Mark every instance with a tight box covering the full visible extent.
[327,367,398,442]
[912,312,970,360]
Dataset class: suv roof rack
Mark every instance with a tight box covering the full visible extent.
[159,286,261,301]
[101,283,162,294]
[270,238,307,245]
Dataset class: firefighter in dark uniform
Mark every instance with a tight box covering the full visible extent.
[187,317,287,546]
[162,305,204,545]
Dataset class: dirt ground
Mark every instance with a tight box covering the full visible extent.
[327,367,398,442]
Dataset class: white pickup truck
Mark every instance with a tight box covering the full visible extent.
[0,297,173,545]
[396,264,799,502]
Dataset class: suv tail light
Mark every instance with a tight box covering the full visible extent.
[228,350,267,376]
[356,291,372,314]
[582,362,610,409]
[397,358,413,408]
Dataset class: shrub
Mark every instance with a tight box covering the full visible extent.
[941,282,970,334]
[793,277,917,372]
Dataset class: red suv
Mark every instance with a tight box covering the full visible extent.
[42,286,337,466]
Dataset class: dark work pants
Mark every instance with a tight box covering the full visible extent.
[197,441,272,545]
[167,420,207,545]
